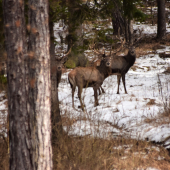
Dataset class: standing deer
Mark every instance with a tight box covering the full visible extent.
[91,59,105,95]
[53,48,71,87]
[106,46,136,94]
[68,53,111,111]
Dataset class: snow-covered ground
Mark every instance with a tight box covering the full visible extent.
[0,18,170,150]
[58,51,170,146]
[57,22,170,148]
[0,91,8,135]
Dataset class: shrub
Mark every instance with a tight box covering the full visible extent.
[0,75,7,84]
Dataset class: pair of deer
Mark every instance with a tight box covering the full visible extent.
[68,46,136,111]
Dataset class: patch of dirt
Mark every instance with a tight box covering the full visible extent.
[147,99,156,105]
[159,52,170,59]
[164,67,170,74]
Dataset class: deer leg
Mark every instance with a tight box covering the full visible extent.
[78,86,84,111]
[93,86,99,107]
[98,87,101,95]
[72,86,76,108]
[100,86,105,93]
[98,86,105,95]
[117,75,121,94]
[122,74,127,94]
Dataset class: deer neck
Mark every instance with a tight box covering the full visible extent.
[126,54,136,66]
[97,62,110,78]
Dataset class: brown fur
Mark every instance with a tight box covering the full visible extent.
[68,55,111,110]
[92,59,105,95]
[106,46,136,94]
[55,55,68,87]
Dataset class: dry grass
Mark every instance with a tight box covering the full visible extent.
[51,105,170,170]
[143,74,170,127]
[0,139,9,170]
[164,67,170,74]
[147,99,156,105]
[143,97,170,127]
[1,109,170,170]
[52,124,170,170]
[0,110,8,170]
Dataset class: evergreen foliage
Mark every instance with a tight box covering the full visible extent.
[48,0,147,67]
[0,75,7,85]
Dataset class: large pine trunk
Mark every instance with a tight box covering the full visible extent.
[3,0,52,169]
[157,0,166,39]
[27,0,52,169]
[3,0,32,169]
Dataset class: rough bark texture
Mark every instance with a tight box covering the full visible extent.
[3,0,32,169]
[4,0,52,169]
[124,18,133,44]
[49,20,62,140]
[27,0,52,169]
[128,19,133,45]
[67,0,83,52]
[123,0,134,44]
[112,0,124,35]
[157,0,166,39]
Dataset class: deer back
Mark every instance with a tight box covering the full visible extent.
[68,54,111,88]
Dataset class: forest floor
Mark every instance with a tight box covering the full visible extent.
[54,5,170,169]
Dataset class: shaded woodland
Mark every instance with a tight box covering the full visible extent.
[1,0,170,169]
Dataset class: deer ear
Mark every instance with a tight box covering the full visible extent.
[102,53,106,58]
[62,55,68,64]
[55,56,61,62]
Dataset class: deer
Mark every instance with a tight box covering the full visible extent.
[106,45,136,94]
[95,28,141,95]
[90,59,105,95]
[53,48,71,87]
[89,40,126,95]
[106,29,143,94]
[68,53,111,111]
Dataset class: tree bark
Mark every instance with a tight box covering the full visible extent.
[3,0,32,169]
[4,0,53,169]
[112,0,124,35]
[49,20,62,141]
[128,19,133,45]
[27,0,52,169]
[66,0,84,52]
[123,0,134,45]
[157,0,166,39]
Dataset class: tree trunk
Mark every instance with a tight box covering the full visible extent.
[112,0,124,35]
[49,20,62,141]
[124,18,133,44]
[128,19,133,45]
[3,0,32,169]
[157,0,166,39]
[124,18,129,42]
[0,1,5,64]
[27,0,52,169]
[66,0,84,52]
[123,0,134,45]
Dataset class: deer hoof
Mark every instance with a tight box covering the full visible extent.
[78,105,85,110]
[94,103,99,107]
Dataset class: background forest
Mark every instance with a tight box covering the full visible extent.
[1,0,170,170]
